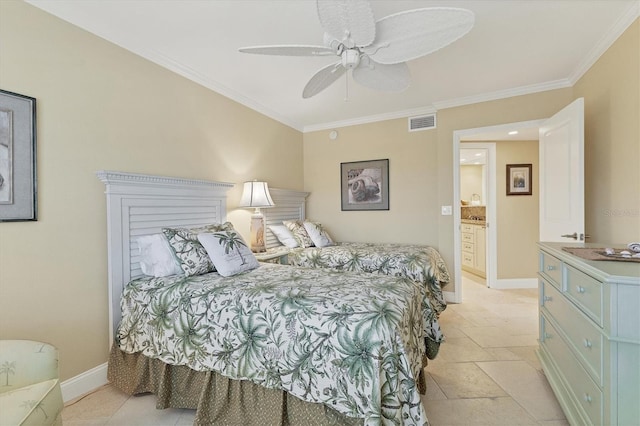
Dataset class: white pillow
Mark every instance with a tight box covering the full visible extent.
[269,225,299,248]
[303,221,335,248]
[197,231,260,277]
[136,234,183,277]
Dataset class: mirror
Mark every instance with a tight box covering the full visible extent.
[460,149,487,205]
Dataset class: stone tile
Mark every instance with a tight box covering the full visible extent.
[429,336,495,364]
[476,360,566,421]
[507,346,544,371]
[105,394,184,426]
[423,372,447,400]
[458,325,538,348]
[429,362,507,399]
[62,385,128,424]
[422,396,538,425]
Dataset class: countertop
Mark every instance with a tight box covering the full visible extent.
[461,219,486,225]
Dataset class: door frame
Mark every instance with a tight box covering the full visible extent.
[451,119,545,303]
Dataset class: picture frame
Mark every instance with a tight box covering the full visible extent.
[0,89,37,221]
[506,163,532,196]
[341,159,389,211]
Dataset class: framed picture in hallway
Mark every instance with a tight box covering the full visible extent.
[506,163,532,196]
[341,159,389,211]
[0,89,37,221]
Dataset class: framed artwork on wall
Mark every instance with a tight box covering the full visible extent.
[506,163,532,196]
[0,89,37,221]
[340,158,389,211]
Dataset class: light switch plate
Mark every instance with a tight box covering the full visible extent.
[441,205,452,215]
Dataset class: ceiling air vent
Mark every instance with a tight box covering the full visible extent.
[408,113,436,132]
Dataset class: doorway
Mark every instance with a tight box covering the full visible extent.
[450,119,544,303]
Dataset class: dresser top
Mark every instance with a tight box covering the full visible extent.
[539,242,640,285]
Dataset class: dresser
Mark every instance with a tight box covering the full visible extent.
[537,242,640,426]
[461,221,486,277]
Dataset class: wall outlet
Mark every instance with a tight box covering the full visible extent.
[441,205,452,215]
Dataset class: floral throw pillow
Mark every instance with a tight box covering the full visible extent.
[163,222,234,276]
[283,220,314,248]
[303,221,335,248]
[198,231,259,277]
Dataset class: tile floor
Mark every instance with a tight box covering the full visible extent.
[62,273,568,425]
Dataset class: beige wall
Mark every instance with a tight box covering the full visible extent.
[304,19,639,292]
[305,90,574,291]
[304,120,440,245]
[0,1,303,381]
[495,140,539,279]
[1,1,637,384]
[574,18,640,243]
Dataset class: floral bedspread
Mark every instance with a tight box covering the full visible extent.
[117,263,429,425]
[288,242,450,350]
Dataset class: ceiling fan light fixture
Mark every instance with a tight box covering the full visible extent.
[239,0,475,99]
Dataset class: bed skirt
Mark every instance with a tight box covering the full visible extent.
[108,345,427,425]
[107,345,351,425]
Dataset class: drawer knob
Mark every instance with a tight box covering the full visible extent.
[546,265,555,271]
[544,332,552,339]
[577,286,586,294]
[544,296,552,302]
[583,339,592,348]
[583,393,592,403]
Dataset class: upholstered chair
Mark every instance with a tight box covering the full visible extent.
[0,340,63,425]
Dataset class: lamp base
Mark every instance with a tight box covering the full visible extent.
[249,212,266,253]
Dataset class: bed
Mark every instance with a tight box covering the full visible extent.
[262,190,450,358]
[97,171,431,426]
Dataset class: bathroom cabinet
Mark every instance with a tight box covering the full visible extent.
[461,222,486,277]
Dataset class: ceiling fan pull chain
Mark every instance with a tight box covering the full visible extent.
[344,72,350,102]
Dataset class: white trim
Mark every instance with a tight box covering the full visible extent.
[568,1,640,85]
[60,362,108,403]
[96,171,234,343]
[443,291,457,304]
[492,278,538,289]
[304,105,437,133]
[453,119,545,301]
[434,79,572,111]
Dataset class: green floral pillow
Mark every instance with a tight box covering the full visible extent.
[163,222,234,276]
[198,231,259,277]
[283,220,314,248]
[303,221,334,247]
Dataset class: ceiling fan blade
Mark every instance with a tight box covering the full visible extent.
[239,45,335,56]
[317,0,375,48]
[368,7,475,65]
[352,59,410,92]
[302,61,347,99]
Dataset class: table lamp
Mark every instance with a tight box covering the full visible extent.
[238,180,274,252]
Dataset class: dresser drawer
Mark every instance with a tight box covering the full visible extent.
[540,251,563,290]
[541,281,603,385]
[462,252,474,267]
[461,224,474,233]
[462,232,474,243]
[541,315,603,425]
[565,264,603,325]
[462,241,474,253]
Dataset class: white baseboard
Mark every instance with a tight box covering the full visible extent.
[443,290,460,304]
[491,278,538,289]
[61,362,108,403]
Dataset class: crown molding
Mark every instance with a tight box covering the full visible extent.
[432,78,573,111]
[568,0,640,85]
[303,105,437,133]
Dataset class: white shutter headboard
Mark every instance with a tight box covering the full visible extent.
[263,188,309,249]
[96,170,233,340]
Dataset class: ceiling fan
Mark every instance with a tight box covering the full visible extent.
[239,0,475,99]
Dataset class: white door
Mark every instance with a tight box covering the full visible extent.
[539,98,585,242]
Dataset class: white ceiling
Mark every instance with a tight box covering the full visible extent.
[26,0,639,133]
